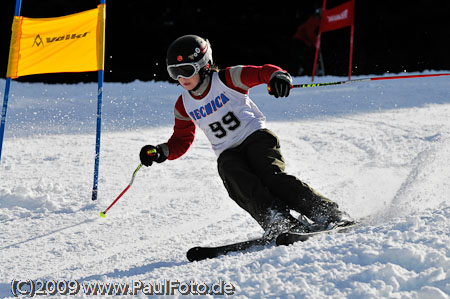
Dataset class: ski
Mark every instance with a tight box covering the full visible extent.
[186,237,270,262]
[187,222,360,262]
[276,222,359,246]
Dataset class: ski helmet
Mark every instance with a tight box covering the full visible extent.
[166,35,213,80]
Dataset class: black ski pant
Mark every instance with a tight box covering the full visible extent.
[217,129,334,229]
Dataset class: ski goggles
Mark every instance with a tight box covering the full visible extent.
[167,63,200,80]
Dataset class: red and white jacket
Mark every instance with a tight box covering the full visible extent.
[166,64,285,160]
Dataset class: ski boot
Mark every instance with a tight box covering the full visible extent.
[262,209,300,241]
[309,201,354,230]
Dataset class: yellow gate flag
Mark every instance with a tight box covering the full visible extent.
[7,4,105,79]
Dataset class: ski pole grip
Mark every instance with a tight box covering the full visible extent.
[267,84,294,93]
[147,148,157,156]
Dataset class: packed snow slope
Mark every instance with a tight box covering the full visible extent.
[0,72,449,298]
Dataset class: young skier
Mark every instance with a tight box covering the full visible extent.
[140,35,353,240]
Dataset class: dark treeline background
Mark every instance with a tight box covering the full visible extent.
[1,0,449,83]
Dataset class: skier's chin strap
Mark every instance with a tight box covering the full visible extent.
[190,69,211,97]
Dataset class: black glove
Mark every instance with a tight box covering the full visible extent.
[268,71,293,98]
[139,144,169,166]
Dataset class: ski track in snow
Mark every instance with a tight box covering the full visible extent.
[0,73,449,298]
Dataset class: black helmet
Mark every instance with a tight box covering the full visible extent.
[166,35,213,80]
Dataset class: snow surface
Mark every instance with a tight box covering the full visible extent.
[0,72,449,298]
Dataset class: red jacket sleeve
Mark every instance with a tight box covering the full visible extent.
[224,64,285,93]
[166,95,196,160]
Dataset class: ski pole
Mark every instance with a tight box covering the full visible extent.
[291,73,450,89]
[99,148,156,218]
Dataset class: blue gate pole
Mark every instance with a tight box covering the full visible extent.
[91,0,106,201]
[0,0,23,164]
[91,70,104,201]
[0,79,12,163]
